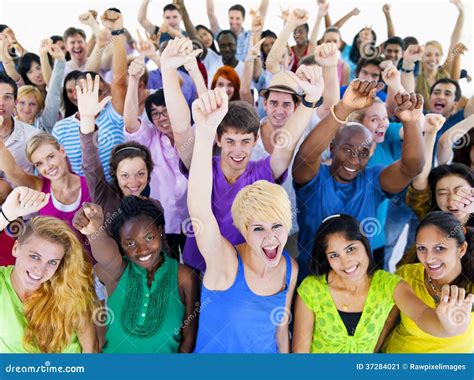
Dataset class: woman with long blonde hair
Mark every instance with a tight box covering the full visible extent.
[0,187,98,353]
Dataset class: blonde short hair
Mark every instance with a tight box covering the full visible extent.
[17,85,45,112]
[25,132,61,163]
[231,180,292,235]
[425,41,443,56]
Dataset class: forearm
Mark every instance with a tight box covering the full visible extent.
[78,320,99,353]
[384,12,395,38]
[138,0,156,35]
[85,36,96,58]
[186,64,207,97]
[438,115,474,164]
[111,35,128,115]
[39,51,52,85]
[258,0,270,20]
[252,57,262,82]
[180,4,199,41]
[162,68,192,135]
[399,120,425,177]
[415,307,455,338]
[444,11,464,73]
[239,59,254,105]
[276,325,290,353]
[206,0,219,33]
[1,60,20,82]
[85,43,104,73]
[266,22,296,74]
[318,65,339,118]
[124,77,140,133]
[86,228,123,270]
[40,60,66,132]
[412,131,436,190]
[334,10,355,29]
[307,15,324,56]
[449,47,462,80]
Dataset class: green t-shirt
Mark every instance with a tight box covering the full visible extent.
[0,266,81,353]
[103,256,185,353]
[298,270,401,353]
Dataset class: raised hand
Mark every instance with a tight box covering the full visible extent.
[450,0,464,12]
[436,285,473,336]
[128,56,146,80]
[76,73,112,119]
[403,44,424,64]
[394,93,424,123]
[47,44,65,61]
[448,187,474,214]
[79,10,99,27]
[245,38,265,62]
[351,7,361,16]
[287,9,309,27]
[287,64,324,103]
[39,38,52,55]
[382,4,391,13]
[101,9,124,31]
[135,30,158,58]
[314,42,339,67]
[72,203,104,236]
[341,80,384,111]
[160,37,200,70]
[278,5,290,22]
[380,60,402,89]
[317,2,329,17]
[424,113,446,135]
[1,27,17,45]
[1,187,50,221]
[250,10,264,34]
[191,88,229,129]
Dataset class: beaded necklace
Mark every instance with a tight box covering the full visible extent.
[121,255,172,338]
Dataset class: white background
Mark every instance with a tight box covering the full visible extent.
[0,0,472,95]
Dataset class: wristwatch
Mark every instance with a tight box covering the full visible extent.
[111,28,126,36]
[301,95,319,109]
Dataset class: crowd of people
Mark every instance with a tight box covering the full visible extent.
[0,0,472,354]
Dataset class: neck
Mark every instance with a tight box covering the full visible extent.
[10,268,37,302]
[220,157,247,184]
[223,56,238,67]
[428,264,462,289]
[50,172,76,190]
[332,270,370,294]
[73,56,87,67]
[0,116,14,138]
[240,243,270,278]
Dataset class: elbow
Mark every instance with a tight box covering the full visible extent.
[402,157,425,178]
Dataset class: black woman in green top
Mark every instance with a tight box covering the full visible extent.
[73,197,199,353]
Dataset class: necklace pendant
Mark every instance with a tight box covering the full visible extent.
[342,304,348,311]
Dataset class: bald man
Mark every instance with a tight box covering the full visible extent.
[292,80,425,279]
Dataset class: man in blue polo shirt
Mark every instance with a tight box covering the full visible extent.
[293,80,425,279]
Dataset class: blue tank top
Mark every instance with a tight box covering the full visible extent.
[194,250,292,353]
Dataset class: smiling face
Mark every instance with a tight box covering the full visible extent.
[26,61,45,87]
[197,28,214,49]
[422,44,442,72]
[357,64,381,82]
[261,37,276,56]
[215,76,236,99]
[293,25,308,45]
[429,82,457,118]
[263,91,296,129]
[149,104,172,137]
[435,175,472,224]
[361,102,389,143]
[217,129,257,174]
[228,10,244,34]
[384,43,403,65]
[325,233,370,281]
[12,235,64,293]
[164,9,181,29]
[65,33,86,63]
[16,93,40,123]
[218,34,237,62]
[330,128,373,183]
[30,143,68,180]
[119,215,163,270]
[116,157,149,197]
[416,225,465,283]
[246,220,288,267]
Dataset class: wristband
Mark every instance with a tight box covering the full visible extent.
[330,104,350,124]
[111,28,125,36]
[0,207,11,223]
[400,67,414,73]
[301,95,318,109]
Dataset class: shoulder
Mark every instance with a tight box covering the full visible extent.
[178,263,198,288]
[395,263,423,281]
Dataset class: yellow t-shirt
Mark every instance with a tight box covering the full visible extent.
[383,263,474,353]
[0,266,81,353]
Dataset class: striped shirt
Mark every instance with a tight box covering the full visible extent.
[52,102,124,182]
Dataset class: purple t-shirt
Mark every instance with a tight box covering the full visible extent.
[181,155,287,272]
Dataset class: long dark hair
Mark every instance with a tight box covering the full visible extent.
[309,214,377,276]
[17,53,47,87]
[428,163,474,227]
[62,70,81,117]
[109,141,154,198]
[196,24,219,54]
[416,211,473,291]
[349,28,378,65]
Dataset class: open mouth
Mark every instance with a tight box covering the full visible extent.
[127,186,141,195]
[46,168,58,177]
[343,264,359,275]
[375,131,385,138]
[27,271,42,282]
[230,156,245,163]
[433,101,446,112]
[427,263,443,272]
[262,246,279,261]
[137,254,152,263]
[343,165,357,174]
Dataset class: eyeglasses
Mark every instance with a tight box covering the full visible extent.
[151,109,168,120]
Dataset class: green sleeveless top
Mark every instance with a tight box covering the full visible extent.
[103,256,185,353]
[297,270,401,353]
[0,266,81,353]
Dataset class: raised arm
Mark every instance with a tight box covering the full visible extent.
[124,56,145,134]
[39,39,53,86]
[400,45,424,93]
[307,3,328,56]
[137,0,157,36]
[240,38,265,104]
[443,0,465,75]
[293,80,383,185]
[84,28,112,73]
[183,53,207,97]
[379,93,426,193]
[174,0,199,41]
[37,45,66,133]
[78,10,101,58]
[394,281,473,338]
[266,9,309,74]
[437,114,472,164]
[411,114,445,190]
[161,38,200,169]
[0,37,20,82]
[333,8,360,30]
[314,42,340,119]
[206,0,220,34]
[0,138,41,190]
[188,88,236,275]
[73,203,125,293]
[0,187,50,231]
[380,60,406,118]
[382,4,395,38]
[270,65,325,180]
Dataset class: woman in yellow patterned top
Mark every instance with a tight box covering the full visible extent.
[384,211,473,353]
[292,214,473,353]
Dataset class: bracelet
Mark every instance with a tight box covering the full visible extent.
[330,104,350,124]
[111,28,125,36]
[400,67,414,73]
[301,95,319,109]
[0,207,11,223]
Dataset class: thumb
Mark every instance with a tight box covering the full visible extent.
[98,96,112,111]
